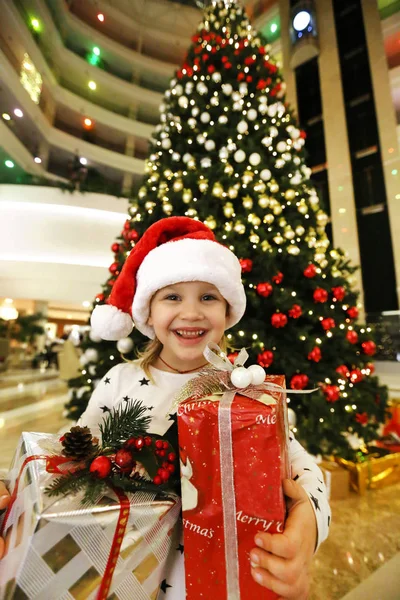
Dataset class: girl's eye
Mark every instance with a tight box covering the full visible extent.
[202,294,217,301]
[165,294,180,301]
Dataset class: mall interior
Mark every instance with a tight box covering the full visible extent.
[0,0,399,598]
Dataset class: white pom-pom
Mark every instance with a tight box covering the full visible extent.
[231,367,252,388]
[247,364,265,385]
[89,330,102,343]
[91,305,133,341]
[117,337,134,354]
[79,354,88,367]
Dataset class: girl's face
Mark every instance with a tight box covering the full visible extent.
[148,281,228,371]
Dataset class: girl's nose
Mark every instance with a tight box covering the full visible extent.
[180,301,203,320]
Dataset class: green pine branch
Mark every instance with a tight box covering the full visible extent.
[45,471,89,497]
[100,399,152,449]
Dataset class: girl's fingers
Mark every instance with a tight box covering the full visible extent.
[250,550,297,585]
[254,531,297,560]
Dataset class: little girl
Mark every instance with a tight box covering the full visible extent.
[84,216,331,600]
[0,217,330,599]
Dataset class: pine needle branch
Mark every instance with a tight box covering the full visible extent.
[45,471,88,497]
[100,399,152,448]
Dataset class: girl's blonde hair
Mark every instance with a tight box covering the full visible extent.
[137,335,229,378]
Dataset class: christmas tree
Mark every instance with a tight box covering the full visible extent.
[66,0,387,459]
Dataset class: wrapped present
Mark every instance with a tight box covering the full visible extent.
[0,402,181,599]
[176,344,290,600]
[319,460,350,501]
[383,399,400,438]
[335,451,400,494]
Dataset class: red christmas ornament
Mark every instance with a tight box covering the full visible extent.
[239,258,253,273]
[350,369,363,384]
[257,350,274,368]
[207,65,216,74]
[211,47,217,54]
[224,62,232,69]
[308,347,322,362]
[115,449,135,471]
[111,243,120,253]
[246,75,253,83]
[303,264,317,278]
[237,72,245,81]
[336,364,350,378]
[216,35,223,44]
[288,304,302,319]
[332,286,346,301]
[355,412,368,425]
[96,293,105,302]
[256,79,267,90]
[135,437,144,450]
[346,330,358,344]
[227,352,239,364]
[300,130,307,139]
[361,340,376,356]
[244,56,255,66]
[347,306,359,319]
[256,282,273,297]
[124,228,139,242]
[290,374,309,390]
[109,262,119,274]
[323,385,340,402]
[313,288,328,303]
[271,313,288,328]
[89,456,112,478]
[202,53,209,61]
[108,278,116,287]
[272,272,284,284]
[258,46,266,55]
[321,317,335,331]
[366,362,375,375]
[163,441,169,449]
[123,220,131,231]
[153,475,162,485]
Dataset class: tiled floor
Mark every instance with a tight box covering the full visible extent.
[0,368,399,599]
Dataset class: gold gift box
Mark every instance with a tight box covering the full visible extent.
[335,452,400,495]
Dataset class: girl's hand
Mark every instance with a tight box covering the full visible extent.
[250,478,317,600]
[0,481,10,559]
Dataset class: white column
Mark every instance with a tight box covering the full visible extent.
[278,0,298,116]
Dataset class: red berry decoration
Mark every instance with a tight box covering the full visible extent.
[111,242,120,253]
[167,463,175,473]
[346,330,358,344]
[155,440,164,449]
[135,437,144,450]
[162,441,169,450]
[332,286,346,301]
[323,385,340,402]
[361,340,376,356]
[124,438,136,449]
[126,229,139,242]
[350,369,363,384]
[321,317,335,331]
[159,468,170,482]
[336,364,350,378]
[313,288,328,303]
[89,456,112,478]
[256,282,273,298]
[272,272,284,284]
[288,304,302,319]
[303,264,317,278]
[355,412,368,425]
[153,475,162,485]
[347,306,359,319]
[144,436,152,446]
[109,262,119,274]
[158,449,166,457]
[290,374,309,390]
[168,452,176,462]
[257,350,274,368]
[308,347,322,362]
[271,313,288,328]
[115,449,135,471]
[239,258,253,273]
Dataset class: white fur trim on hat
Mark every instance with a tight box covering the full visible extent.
[91,304,133,341]
[132,238,246,338]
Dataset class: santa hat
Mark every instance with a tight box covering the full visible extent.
[91,216,246,340]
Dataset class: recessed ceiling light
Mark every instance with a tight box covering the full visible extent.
[88,81,97,90]
[2,113,11,121]
[80,157,88,165]
[14,108,23,118]
[5,160,14,168]
[97,13,104,22]
[34,156,42,163]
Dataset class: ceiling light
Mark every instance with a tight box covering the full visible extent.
[93,47,100,56]
[82,301,91,308]
[88,81,97,90]
[97,13,104,22]
[5,160,14,168]
[79,157,88,165]
[2,113,11,121]
[83,118,93,128]
[34,156,42,163]
[293,10,311,32]
[14,109,23,118]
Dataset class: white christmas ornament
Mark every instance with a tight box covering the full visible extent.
[79,354,88,367]
[227,141,237,152]
[89,330,102,343]
[159,103,165,113]
[231,367,252,388]
[117,337,134,354]
[172,152,181,161]
[218,115,228,124]
[188,118,197,128]
[161,138,171,149]
[175,84,183,95]
[183,153,193,163]
[293,156,301,165]
[200,112,211,123]
[288,407,297,428]
[247,364,266,385]
[282,153,292,161]
[178,96,189,109]
[290,128,301,139]
[276,141,287,153]
[192,107,200,117]
[205,139,215,151]
[234,149,246,163]
[185,82,194,94]
[291,173,302,185]
[239,83,248,95]
[196,82,208,95]
[249,152,261,166]
[275,158,285,169]
[232,92,241,102]
[270,126,279,138]
[210,97,219,106]
[212,72,222,83]
[260,169,272,181]
[237,120,248,134]
[85,348,99,363]
[222,83,233,95]
[258,95,268,104]
[197,134,205,144]
[247,109,258,121]
[268,104,278,117]
[219,147,229,160]
[201,157,212,168]
[262,136,272,147]
[259,104,268,115]
[233,102,242,111]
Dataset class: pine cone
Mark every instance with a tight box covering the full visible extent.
[62,426,94,459]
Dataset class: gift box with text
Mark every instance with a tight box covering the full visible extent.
[178,375,289,600]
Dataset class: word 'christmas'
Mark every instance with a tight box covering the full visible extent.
[236,510,284,532]
[183,518,214,539]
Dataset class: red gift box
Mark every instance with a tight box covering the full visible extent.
[178,375,289,599]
